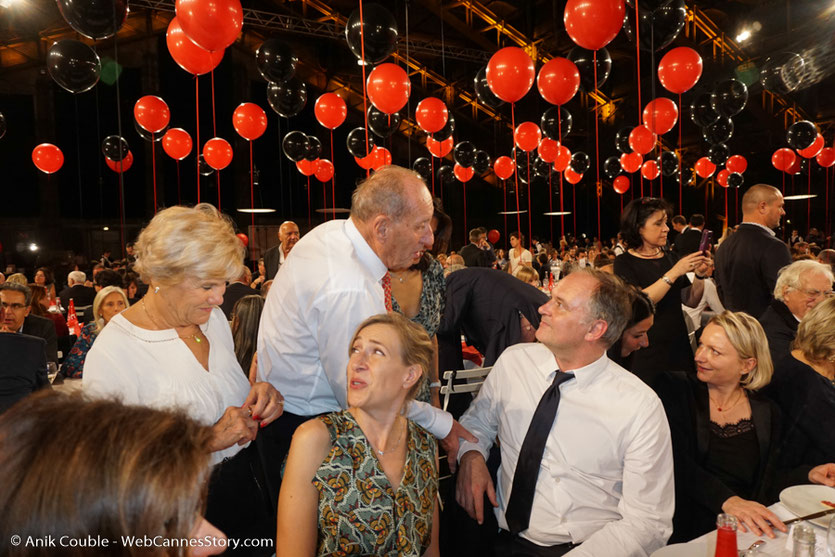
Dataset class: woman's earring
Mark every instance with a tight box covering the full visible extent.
[154,286,160,294]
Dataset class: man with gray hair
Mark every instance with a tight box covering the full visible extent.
[257,166,475,501]
[759,259,834,364]
[58,270,95,308]
[455,268,674,556]
[263,220,300,280]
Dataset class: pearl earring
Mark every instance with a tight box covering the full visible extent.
[154,286,160,294]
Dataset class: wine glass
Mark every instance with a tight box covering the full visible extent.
[47,362,58,384]
[827,515,835,557]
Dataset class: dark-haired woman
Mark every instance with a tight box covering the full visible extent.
[608,287,656,372]
[614,198,709,386]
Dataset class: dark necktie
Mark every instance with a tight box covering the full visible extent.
[381,272,392,312]
[504,370,575,536]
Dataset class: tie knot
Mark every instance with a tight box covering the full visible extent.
[551,371,575,387]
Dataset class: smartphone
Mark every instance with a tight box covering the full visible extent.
[698,229,713,255]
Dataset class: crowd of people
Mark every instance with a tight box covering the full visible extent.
[1,165,834,557]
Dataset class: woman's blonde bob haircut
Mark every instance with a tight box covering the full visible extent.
[349,312,433,403]
[513,265,539,285]
[92,286,129,334]
[707,311,774,391]
[134,204,244,287]
[793,296,835,364]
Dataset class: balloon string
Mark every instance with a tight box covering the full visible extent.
[527,151,532,250]
[503,179,507,249]
[463,183,467,246]
[211,70,217,136]
[307,175,311,228]
[808,160,811,228]
[73,96,83,217]
[549,169,553,243]
[724,186,728,225]
[358,0,371,178]
[216,168,221,212]
[511,103,521,243]
[322,179,327,223]
[735,187,739,226]
[431,155,435,196]
[111,8,126,258]
[635,0,642,122]
[195,76,201,203]
[250,141,255,229]
[593,50,601,243]
[573,183,577,237]
[176,160,182,205]
[678,93,683,214]
[558,114,564,238]
[152,133,157,213]
[330,129,336,220]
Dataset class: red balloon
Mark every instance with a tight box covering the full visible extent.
[553,144,572,172]
[771,148,796,172]
[725,155,748,174]
[785,154,802,175]
[202,137,233,170]
[564,167,583,184]
[620,152,643,173]
[537,57,580,105]
[642,98,678,135]
[232,102,267,141]
[371,147,392,170]
[454,163,475,182]
[105,150,133,173]
[514,122,541,151]
[32,143,64,174]
[426,136,453,158]
[486,46,535,103]
[717,169,730,188]
[367,63,411,114]
[355,151,375,170]
[628,125,657,155]
[613,175,630,194]
[694,157,716,178]
[315,159,334,182]
[236,233,249,247]
[817,147,835,168]
[415,98,448,134]
[564,0,625,51]
[641,160,660,180]
[798,133,824,158]
[494,155,516,179]
[162,128,193,160]
[487,229,500,244]
[314,93,347,130]
[296,158,319,176]
[175,0,242,52]
[658,47,703,94]
[134,96,170,134]
[538,138,559,163]
[166,18,224,75]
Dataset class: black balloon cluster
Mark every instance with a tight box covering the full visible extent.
[687,78,748,164]
[541,107,572,141]
[450,140,491,175]
[257,39,306,118]
[345,4,398,64]
[368,106,401,138]
[568,47,611,92]
[102,135,129,162]
[786,120,817,151]
[622,0,687,52]
[282,131,322,161]
[760,53,806,95]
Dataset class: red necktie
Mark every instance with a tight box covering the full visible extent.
[381,272,392,312]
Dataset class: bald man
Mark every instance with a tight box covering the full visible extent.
[263,220,300,280]
[714,184,791,317]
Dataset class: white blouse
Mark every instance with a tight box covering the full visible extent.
[508,247,533,274]
[83,307,252,464]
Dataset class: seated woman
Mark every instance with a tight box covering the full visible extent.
[28,284,68,337]
[33,266,57,303]
[61,286,127,379]
[0,390,225,557]
[277,313,439,557]
[607,287,655,371]
[656,311,835,543]
[512,265,540,288]
[231,294,265,384]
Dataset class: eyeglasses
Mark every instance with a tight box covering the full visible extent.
[0,302,26,311]
[798,288,834,301]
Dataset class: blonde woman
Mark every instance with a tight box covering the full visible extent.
[512,264,540,288]
[61,285,128,379]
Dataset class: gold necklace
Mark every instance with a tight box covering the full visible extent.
[634,246,662,257]
[391,270,414,284]
[374,418,405,456]
[709,389,745,412]
[142,298,203,343]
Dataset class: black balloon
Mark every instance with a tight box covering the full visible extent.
[436,165,454,186]
[346,127,376,158]
[198,155,215,176]
[256,39,297,83]
[0,112,6,140]
[622,0,687,52]
[707,143,730,165]
[513,147,533,182]
[282,131,310,162]
[568,47,611,92]
[541,107,572,140]
[604,156,622,179]
[134,119,167,142]
[728,172,744,188]
[431,114,455,141]
[368,106,401,138]
[786,120,817,150]
[413,157,431,182]
[761,53,805,94]
[711,79,748,117]
[702,116,734,145]
[305,136,322,161]
[267,79,307,118]
[689,92,720,127]
[474,66,504,109]
[47,40,101,94]
[570,152,590,174]
[658,150,679,177]
[56,0,127,40]
[453,141,476,167]
[616,126,634,154]
[345,4,398,64]
[534,157,552,178]
[102,135,129,161]
[679,166,695,185]
[473,150,492,174]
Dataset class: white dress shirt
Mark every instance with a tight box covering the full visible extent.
[257,217,452,438]
[682,273,726,333]
[458,343,674,556]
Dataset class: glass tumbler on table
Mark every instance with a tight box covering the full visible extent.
[827,515,835,557]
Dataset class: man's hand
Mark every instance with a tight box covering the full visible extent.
[455,451,497,524]
[439,420,477,473]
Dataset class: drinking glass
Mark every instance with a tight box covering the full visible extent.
[47,362,58,383]
[827,515,835,557]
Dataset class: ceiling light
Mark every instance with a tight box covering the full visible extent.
[543,211,572,216]
[103,226,109,231]
[735,29,751,43]
[783,194,817,200]
[28,243,38,252]
[237,208,276,213]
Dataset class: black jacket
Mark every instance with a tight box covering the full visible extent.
[758,299,798,365]
[263,245,283,280]
[22,314,58,365]
[219,282,259,320]
[673,227,703,256]
[459,243,493,268]
[58,284,96,307]
[0,333,49,414]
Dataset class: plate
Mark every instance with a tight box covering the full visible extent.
[650,542,707,557]
[779,484,835,527]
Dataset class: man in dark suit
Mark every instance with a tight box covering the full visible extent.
[1,283,58,365]
[0,331,49,414]
[263,221,300,280]
[459,227,495,268]
[58,270,96,307]
[715,184,791,318]
[219,266,259,319]
[668,215,687,248]
[674,214,705,256]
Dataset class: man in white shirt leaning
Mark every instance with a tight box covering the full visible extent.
[456,268,674,556]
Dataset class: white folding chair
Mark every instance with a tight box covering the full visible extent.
[440,366,492,412]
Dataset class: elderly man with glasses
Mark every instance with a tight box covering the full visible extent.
[0,282,58,365]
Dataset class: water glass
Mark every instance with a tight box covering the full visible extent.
[47,362,58,383]
[827,515,835,557]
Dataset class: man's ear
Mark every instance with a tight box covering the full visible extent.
[371,214,390,241]
[584,319,608,343]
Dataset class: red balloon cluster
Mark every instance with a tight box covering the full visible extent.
[658,47,703,94]
[797,133,824,158]
[620,152,643,173]
[695,157,716,178]
[134,96,170,134]
[296,158,319,176]
[415,98,448,134]
[563,0,625,51]
[538,138,559,163]
[771,148,796,172]
[166,17,224,75]
[203,137,233,170]
[175,0,242,52]
[454,164,475,182]
[641,160,660,180]
[487,229,500,244]
[537,57,580,106]
[162,128,193,160]
[725,155,747,174]
[32,143,64,174]
[564,167,583,184]
[642,98,678,135]
[613,175,630,194]
[717,169,730,188]
[236,233,249,247]
[486,47,535,103]
[367,63,411,114]
[426,136,453,158]
[105,151,133,173]
[817,147,835,168]
[314,93,347,129]
[553,144,572,172]
[514,122,541,151]
[315,159,334,182]
[355,147,392,171]
[629,125,657,155]
[494,156,516,179]
[232,102,268,141]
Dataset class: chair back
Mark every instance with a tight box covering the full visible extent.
[440,366,492,412]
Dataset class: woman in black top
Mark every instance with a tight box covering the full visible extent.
[607,287,655,372]
[614,197,709,385]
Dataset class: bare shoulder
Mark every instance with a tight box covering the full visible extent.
[288,417,333,471]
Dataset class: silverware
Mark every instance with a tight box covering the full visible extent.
[738,539,764,556]
[784,506,835,525]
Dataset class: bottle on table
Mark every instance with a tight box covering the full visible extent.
[714,513,738,557]
[792,523,815,557]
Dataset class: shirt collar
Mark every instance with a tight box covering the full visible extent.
[741,221,776,236]
[345,217,387,282]
[536,349,610,389]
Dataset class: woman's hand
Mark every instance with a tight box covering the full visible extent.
[809,463,835,486]
[669,252,710,281]
[243,381,285,428]
[721,496,787,538]
[209,406,258,452]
